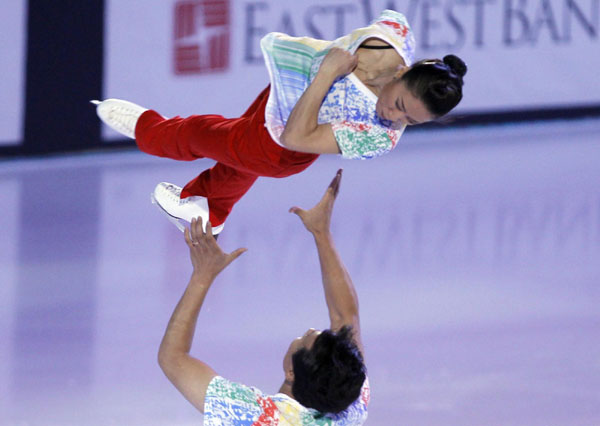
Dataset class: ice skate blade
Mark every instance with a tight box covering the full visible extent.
[90,100,101,105]
[150,192,186,233]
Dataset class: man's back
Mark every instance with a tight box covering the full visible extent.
[203,375,369,425]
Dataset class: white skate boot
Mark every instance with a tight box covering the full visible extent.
[151,182,224,235]
[91,99,149,139]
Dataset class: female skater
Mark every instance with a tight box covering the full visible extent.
[94,10,466,234]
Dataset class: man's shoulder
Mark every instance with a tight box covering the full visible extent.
[325,376,370,425]
[204,376,266,421]
[204,376,369,426]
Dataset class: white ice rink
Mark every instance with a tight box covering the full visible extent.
[1,118,599,425]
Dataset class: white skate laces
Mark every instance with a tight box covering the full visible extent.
[91,99,149,139]
[150,182,224,234]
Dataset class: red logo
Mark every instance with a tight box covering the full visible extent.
[173,0,230,75]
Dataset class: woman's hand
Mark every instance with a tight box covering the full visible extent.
[184,217,247,281]
[318,48,358,80]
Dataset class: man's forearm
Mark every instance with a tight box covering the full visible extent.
[313,231,359,326]
[159,273,214,359]
[157,271,220,412]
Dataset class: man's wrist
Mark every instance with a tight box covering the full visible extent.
[312,229,333,241]
[189,271,216,288]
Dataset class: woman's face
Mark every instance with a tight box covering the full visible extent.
[376,77,434,128]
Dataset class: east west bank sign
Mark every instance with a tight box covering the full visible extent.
[103,0,599,140]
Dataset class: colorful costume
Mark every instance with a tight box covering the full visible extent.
[203,376,370,425]
[135,10,415,226]
[262,9,415,159]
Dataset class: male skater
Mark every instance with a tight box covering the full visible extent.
[158,169,369,424]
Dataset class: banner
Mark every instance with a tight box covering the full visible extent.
[103,0,600,140]
[0,0,27,146]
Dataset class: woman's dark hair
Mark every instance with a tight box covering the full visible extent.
[291,326,366,414]
[400,54,467,117]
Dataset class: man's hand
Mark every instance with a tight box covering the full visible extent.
[318,48,358,80]
[289,169,342,236]
[184,217,247,280]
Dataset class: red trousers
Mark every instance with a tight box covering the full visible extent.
[134,87,319,226]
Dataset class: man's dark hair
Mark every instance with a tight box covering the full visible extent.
[400,54,468,118]
[291,326,366,414]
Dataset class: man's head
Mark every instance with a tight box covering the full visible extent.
[283,326,366,414]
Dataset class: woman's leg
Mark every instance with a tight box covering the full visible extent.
[135,86,317,227]
[182,163,258,226]
[134,111,238,162]
[135,111,288,177]
[134,86,273,170]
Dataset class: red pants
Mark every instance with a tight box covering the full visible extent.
[134,87,319,226]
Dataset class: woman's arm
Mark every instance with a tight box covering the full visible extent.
[279,48,358,155]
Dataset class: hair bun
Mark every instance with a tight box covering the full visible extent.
[443,55,467,79]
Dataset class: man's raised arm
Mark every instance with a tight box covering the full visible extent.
[289,169,363,353]
[157,218,246,412]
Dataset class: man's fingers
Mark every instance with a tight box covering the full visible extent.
[327,169,341,189]
[331,169,342,196]
[229,247,248,261]
[184,228,193,247]
[290,206,311,223]
[190,217,210,245]
[289,206,305,217]
[321,181,340,205]
[290,170,343,224]
[334,169,342,195]
[326,169,342,198]
[190,218,198,242]
[223,247,247,268]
